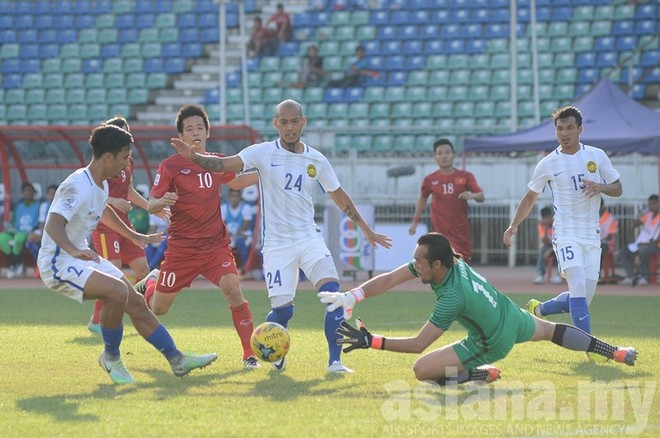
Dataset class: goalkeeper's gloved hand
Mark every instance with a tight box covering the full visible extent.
[317,288,365,319]
[335,318,385,353]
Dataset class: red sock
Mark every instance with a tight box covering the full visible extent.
[230,300,254,360]
[143,282,156,310]
[91,300,103,324]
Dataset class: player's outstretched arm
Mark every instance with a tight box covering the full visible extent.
[44,213,99,262]
[319,264,415,319]
[503,189,539,247]
[101,205,164,248]
[328,187,392,249]
[170,138,245,173]
[337,319,443,354]
[226,171,259,190]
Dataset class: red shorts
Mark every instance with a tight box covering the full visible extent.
[156,244,238,293]
[91,229,145,265]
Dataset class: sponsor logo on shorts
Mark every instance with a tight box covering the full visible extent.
[222,261,232,268]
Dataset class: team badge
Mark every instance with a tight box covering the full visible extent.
[456,177,466,185]
[586,161,597,173]
[307,164,317,178]
[62,197,78,210]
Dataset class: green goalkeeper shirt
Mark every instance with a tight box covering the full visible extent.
[408,258,523,348]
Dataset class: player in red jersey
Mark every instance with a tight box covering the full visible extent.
[139,104,259,369]
[87,116,171,334]
[408,138,484,262]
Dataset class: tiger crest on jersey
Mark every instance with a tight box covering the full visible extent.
[307,164,317,178]
[586,161,597,173]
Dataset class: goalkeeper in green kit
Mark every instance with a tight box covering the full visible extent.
[319,232,637,385]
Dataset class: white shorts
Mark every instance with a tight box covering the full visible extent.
[552,238,601,281]
[38,250,124,303]
[261,238,338,299]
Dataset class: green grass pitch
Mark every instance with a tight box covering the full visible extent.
[1,288,659,437]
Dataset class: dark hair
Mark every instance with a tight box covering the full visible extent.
[104,115,130,132]
[540,206,553,218]
[417,232,458,269]
[552,106,582,127]
[21,182,35,192]
[176,104,210,134]
[89,124,133,159]
[649,194,659,202]
[433,138,454,153]
[46,184,58,192]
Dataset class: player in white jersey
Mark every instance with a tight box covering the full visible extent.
[170,99,392,373]
[503,106,622,345]
[37,124,217,384]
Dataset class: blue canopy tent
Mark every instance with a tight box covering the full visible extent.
[464,79,660,155]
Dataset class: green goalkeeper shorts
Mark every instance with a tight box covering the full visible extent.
[453,306,536,369]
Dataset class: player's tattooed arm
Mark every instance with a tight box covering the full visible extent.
[191,154,225,172]
[342,204,363,224]
[329,188,392,249]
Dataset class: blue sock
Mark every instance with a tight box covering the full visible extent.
[539,292,570,316]
[320,281,343,365]
[145,324,181,361]
[569,297,591,334]
[266,304,294,328]
[101,325,123,357]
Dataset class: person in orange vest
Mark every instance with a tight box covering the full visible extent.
[598,199,618,273]
[534,207,561,284]
[620,194,660,286]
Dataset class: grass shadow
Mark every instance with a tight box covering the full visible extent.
[15,385,137,423]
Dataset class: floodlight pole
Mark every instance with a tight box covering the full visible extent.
[219,0,227,125]
[509,0,518,131]
[530,0,540,123]
[239,1,250,126]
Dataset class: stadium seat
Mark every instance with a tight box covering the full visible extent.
[64,73,84,89]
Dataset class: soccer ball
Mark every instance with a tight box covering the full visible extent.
[250,322,290,363]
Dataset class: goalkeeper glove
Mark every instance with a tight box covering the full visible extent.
[318,288,365,319]
[336,318,385,353]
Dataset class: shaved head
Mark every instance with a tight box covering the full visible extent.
[275,99,304,118]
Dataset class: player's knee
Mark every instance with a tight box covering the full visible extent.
[412,357,436,381]
[103,280,130,306]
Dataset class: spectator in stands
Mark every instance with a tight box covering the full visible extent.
[247,17,274,57]
[0,182,40,278]
[290,45,325,89]
[25,183,58,269]
[266,3,292,43]
[221,188,255,274]
[327,45,379,88]
[599,199,618,274]
[620,194,660,286]
[408,138,484,263]
[534,207,561,285]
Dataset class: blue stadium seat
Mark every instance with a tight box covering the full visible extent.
[634,20,656,36]
[381,41,401,56]
[3,73,22,88]
[370,10,389,25]
[594,37,615,52]
[134,14,155,29]
[612,21,633,36]
[324,88,344,103]
[182,42,203,58]
[179,28,199,43]
[116,14,135,28]
[200,28,219,43]
[419,24,438,40]
[387,71,407,85]
[635,4,656,20]
[641,50,658,67]
[19,43,39,58]
[117,28,138,43]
